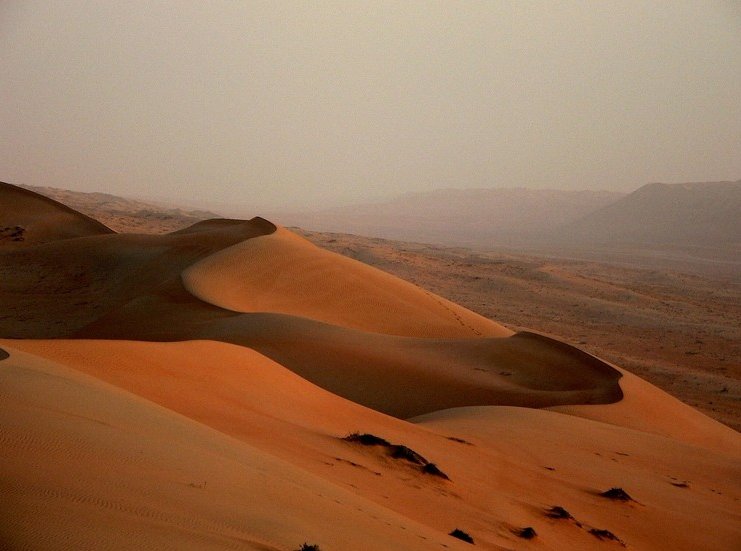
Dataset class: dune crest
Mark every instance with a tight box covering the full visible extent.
[182,226,511,338]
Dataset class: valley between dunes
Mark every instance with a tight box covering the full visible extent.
[1,182,740,550]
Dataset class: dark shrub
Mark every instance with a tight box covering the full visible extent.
[422,463,450,480]
[449,529,474,544]
[515,527,537,539]
[600,487,632,501]
[589,528,624,545]
[343,432,390,447]
[546,506,573,519]
[390,445,427,465]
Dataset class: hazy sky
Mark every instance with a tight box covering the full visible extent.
[1,1,739,212]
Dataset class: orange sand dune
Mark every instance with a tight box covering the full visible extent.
[183,226,511,338]
[549,367,741,453]
[77,305,626,416]
[0,344,456,551]
[197,318,624,417]
[413,405,741,551]
[2,184,740,550]
[2,340,740,550]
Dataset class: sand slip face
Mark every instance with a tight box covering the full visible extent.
[197,318,624,418]
[182,226,512,338]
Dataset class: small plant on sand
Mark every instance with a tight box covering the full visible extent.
[294,544,321,551]
[515,527,537,539]
[589,528,625,545]
[422,462,450,480]
[600,487,633,501]
[342,432,450,480]
[390,444,427,465]
[343,432,390,447]
[546,505,573,519]
[449,528,474,544]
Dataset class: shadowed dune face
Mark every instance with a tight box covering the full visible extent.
[196,318,624,418]
[0,182,114,245]
[0,217,276,337]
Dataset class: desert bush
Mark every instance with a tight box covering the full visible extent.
[343,432,390,447]
[422,463,450,480]
[449,528,474,544]
[515,527,537,539]
[600,487,632,501]
[589,528,624,545]
[546,505,572,519]
[390,444,427,465]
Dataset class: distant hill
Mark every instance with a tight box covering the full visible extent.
[271,188,625,247]
[18,184,221,234]
[558,180,741,246]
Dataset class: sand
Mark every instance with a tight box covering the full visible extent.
[2,340,739,550]
[1,182,740,550]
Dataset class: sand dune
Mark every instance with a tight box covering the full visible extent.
[0,344,456,551]
[549,367,741,453]
[183,226,511,338]
[0,216,275,338]
[18,183,221,234]
[0,182,113,245]
[2,341,739,550]
[2,183,740,550]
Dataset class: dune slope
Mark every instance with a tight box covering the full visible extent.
[0,344,462,551]
[2,341,739,551]
[183,226,511,338]
[0,181,114,245]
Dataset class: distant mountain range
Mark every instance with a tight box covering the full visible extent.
[13,179,741,250]
[272,180,741,249]
[558,180,741,246]
[270,188,624,247]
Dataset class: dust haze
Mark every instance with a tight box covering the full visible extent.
[2,1,740,212]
